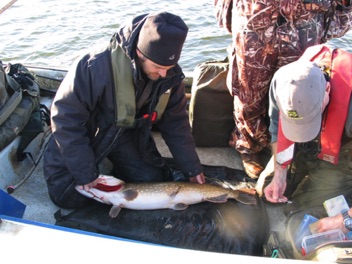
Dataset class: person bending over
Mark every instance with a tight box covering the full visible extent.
[263,56,352,209]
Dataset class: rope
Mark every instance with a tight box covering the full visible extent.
[0,0,17,15]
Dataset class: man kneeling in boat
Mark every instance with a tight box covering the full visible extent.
[257,45,352,234]
[44,12,205,209]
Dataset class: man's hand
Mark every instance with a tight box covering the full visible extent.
[77,178,100,191]
[310,213,349,234]
[264,163,288,203]
[189,172,206,184]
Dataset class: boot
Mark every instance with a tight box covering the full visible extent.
[239,153,265,179]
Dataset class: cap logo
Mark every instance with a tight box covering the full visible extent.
[169,54,175,60]
[286,110,302,119]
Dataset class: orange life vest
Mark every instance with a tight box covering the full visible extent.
[277,45,352,166]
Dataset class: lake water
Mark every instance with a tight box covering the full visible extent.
[0,0,351,73]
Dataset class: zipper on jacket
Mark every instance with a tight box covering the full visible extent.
[95,127,123,164]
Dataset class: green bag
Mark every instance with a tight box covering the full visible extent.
[0,61,9,107]
[0,61,22,126]
[189,58,235,147]
[0,62,41,153]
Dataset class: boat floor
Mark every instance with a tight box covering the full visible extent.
[10,131,287,235]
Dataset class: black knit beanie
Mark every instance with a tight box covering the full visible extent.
[137,12,188,66]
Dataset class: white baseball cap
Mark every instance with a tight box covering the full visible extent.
[274,60,326,142]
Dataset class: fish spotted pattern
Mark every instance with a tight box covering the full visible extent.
[76,175,257,218]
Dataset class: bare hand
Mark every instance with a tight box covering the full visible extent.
[310,214,349,234]
[264,180,288,203]
[189,173,205,184]
[263,160,289,203]
[263,168,288,203]
[77,178,100,191]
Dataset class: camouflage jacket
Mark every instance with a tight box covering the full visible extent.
[214,0,352,42]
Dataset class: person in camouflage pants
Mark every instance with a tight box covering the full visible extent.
[214,0,352,178]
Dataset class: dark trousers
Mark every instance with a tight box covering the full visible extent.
[45,131,169,209]
[287,141,352,210]
[107,130,168,183]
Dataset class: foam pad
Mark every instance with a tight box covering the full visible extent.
[55,165,268,256]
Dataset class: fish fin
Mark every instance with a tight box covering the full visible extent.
[206,194,228,203]
[172,203,188,210]
[122,189,138,201]
[234,192,257,205]
[109,205,122,218]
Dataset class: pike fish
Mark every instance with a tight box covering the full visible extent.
[76,175,257,218]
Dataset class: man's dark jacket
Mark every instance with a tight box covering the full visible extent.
[44,14,203,188]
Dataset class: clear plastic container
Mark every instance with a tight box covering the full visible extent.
[323,195,350,217]
[294,214,319,250]
[301,228,346,256]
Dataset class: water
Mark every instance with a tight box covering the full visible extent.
[0,0,231,73]
[0,0,351,73]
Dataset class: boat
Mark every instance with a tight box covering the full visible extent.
[0,64,349,263]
